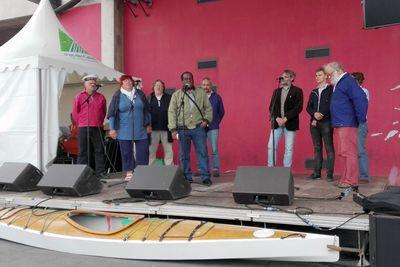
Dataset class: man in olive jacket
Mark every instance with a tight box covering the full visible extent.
[168,71,213,186]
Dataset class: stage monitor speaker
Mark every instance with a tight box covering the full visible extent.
[38,164,102,197]
[125,165,191,200]
[233,166,294,206]
[369,213,400,266]
[0,162,43,192]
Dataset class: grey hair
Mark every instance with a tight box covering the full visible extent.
[283,69,296,80]
[325,61,344,72]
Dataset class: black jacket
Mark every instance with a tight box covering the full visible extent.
[269,85,303,131]
[306,85,333,123]
[148,92,171,131]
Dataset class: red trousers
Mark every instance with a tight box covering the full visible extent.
[335,127,359,186]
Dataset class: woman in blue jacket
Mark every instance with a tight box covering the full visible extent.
[108,75,151,180]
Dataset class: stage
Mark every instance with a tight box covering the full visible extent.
[0,172,386,232]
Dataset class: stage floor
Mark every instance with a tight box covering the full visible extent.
[0,172,386,231]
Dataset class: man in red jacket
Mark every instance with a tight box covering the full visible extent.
[72,74,107,176]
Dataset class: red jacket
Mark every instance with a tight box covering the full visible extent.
[72,90,106,127]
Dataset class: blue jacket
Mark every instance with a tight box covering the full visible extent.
[208,92,225,130]
[330,73,368,127]
[107,89,150,130]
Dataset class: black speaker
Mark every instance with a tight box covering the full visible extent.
[363,0,400,29]
[38,164,102,197]
[0,162,43,192]
[369,213,400,266]
[233,166,294,206]
[125,165,191,200]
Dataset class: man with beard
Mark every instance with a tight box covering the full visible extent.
[324,62,368,189]
[201,77,225,177]
[72,74,107,176]
[268,69,303,167]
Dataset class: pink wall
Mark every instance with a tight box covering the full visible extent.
[61,1,400,176]
[59,4,101,60]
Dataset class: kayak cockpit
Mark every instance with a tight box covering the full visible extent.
[65,210,144,235]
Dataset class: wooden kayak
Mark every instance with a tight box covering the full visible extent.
[0,207,339,262]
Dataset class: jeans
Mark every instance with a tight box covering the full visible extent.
[207,129,220,171]
[118,139,149,171]
[77,127,105,175]
[357,122,369,179]
[267,127,296,167]
[310,121,335,176]
[178,127,210,181]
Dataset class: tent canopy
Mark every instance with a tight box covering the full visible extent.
[0,0,123,170]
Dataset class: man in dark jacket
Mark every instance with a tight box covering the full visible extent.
[324,62,368,189]
[268,69,303,167]
[306,67,334,181]
[201,77,225,177]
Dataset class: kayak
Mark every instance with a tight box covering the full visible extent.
[0,207,339,262]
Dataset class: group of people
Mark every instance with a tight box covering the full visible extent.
[268,61,369,189]
[71,72,225,186]
[71,61,369,189]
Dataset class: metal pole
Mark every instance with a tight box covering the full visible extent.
[36,68,43,171]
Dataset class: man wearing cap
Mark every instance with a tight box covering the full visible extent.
[72,75,107,176]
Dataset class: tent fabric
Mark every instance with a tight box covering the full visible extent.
[0,0,124,170]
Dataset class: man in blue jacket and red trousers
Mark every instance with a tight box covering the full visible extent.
[324,62,368,189]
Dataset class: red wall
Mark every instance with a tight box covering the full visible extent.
[61,1,400,176]
[59,4,101,60]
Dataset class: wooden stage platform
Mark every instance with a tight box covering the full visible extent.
[0,172,386,232]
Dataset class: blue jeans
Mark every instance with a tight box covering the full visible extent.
[357,122,369,179]
[267,127,296,167]
[207,129,220,171]
[118,139,149,171]
[178,127,210,181]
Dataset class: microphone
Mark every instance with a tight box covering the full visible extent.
[96,84,104,89]
[276,77,284,81]
[183,83,191,91]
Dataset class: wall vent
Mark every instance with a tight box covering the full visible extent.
[198,59,217,69]
[305,47,330,59]
[198,0,220,4]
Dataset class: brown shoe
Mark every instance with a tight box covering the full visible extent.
[336,182,352,189]
[212,170,220,177]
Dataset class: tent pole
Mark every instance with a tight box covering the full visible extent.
[37,68,43,171]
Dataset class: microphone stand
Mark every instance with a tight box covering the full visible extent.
[270,80,281,167]
[177,86,188,180]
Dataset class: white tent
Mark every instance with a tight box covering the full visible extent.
[0,0,123,170]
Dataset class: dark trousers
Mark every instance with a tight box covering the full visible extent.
[310,121,335,176]
[77,127,106,175]
[118,139,149,171]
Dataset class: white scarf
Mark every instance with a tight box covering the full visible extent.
[120,87,136,102]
